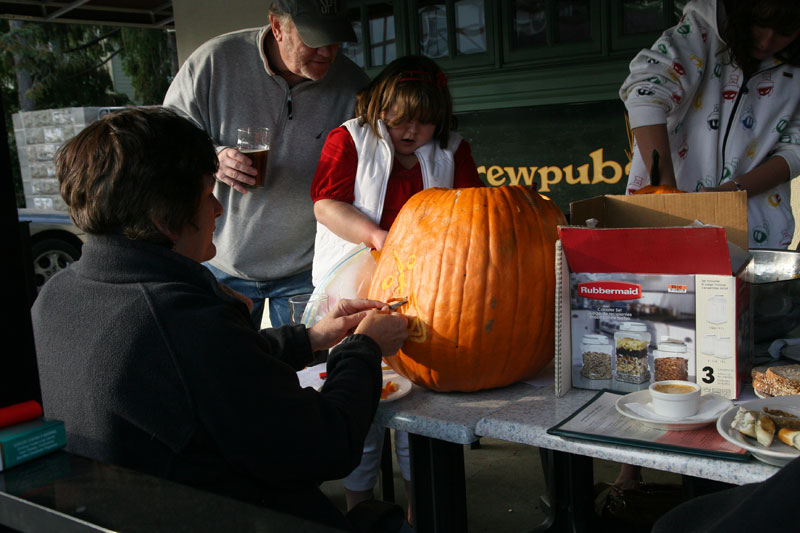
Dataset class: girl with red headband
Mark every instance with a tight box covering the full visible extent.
[310,54,483,524]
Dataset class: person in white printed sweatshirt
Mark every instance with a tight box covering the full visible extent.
[621,0,800,249]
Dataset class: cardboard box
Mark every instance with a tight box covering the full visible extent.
[570,192,749,250]
[555,192,753,400]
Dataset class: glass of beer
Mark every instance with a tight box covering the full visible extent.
[236,127,270,188]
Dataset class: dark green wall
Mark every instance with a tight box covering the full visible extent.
[457,100,631,213]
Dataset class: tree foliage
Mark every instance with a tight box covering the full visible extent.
[0,21,131,109]
[0,20,176,206]
[119,27,175,104]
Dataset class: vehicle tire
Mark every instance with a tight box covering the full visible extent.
[31,238,82,292]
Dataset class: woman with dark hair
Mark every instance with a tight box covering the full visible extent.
[32,107,409,530]
[621,0,800,249]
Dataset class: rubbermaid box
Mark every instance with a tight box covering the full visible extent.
[554,191,752,400]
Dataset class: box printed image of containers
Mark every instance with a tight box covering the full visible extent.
[555,217,752,399]
[568,272,696,394]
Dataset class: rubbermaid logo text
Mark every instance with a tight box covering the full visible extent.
[577,281,642,301]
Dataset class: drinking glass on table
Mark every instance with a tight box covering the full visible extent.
[289,293,329,327]
[236,127,270,188]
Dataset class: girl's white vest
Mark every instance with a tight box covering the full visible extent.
[312,118,462,286]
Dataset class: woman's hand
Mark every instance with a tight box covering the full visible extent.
[307,298,407,353]
[216,147,257,193]
[354,310,409,356]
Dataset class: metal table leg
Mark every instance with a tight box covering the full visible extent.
[409,433,468,533]
[532,449,595,533]
[380,428,395,502]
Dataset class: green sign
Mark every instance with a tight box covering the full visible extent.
[457,100,631,213]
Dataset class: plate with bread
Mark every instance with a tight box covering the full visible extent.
[716,397,800,466]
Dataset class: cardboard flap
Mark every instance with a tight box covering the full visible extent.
[558,226,733,275]
[570,192,748,250]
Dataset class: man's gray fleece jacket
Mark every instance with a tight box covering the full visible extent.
[164,26,369,281]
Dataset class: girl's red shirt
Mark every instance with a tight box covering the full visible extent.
[311,126,484,230]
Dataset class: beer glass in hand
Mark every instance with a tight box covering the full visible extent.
[236,127,270,188]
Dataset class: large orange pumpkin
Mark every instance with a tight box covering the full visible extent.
[367,186,566,392]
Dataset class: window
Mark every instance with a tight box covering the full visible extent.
[417,0,488,58]
[342,2,397,70]
[343,1,686,110]
[622,0,665,35]
[611,0,687,51]
[455,1,488,55]
[369,3,397,66]
[504,0,600,62]
[411,0,493,69]
[512,0,592,48]
[512,1,547,49]
[418,1,448,58]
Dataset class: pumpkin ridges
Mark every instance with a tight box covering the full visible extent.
[467,188,497,391]
[490,186,523,384]
[370,186,565,392]
[379,191,423,384]
[437,189,465,389]
[405,191,442,385]
[433,188,481,390]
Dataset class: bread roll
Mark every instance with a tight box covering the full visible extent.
[755,413,776,447]
[731,408,757,438]
[777,428,800,451]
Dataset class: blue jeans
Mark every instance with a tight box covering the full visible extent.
[204,263,314,328]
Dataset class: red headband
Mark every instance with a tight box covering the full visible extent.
[399,70,448,88]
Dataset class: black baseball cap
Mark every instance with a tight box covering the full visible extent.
[269,0,357,48]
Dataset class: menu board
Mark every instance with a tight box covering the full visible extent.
[548,390,749,461]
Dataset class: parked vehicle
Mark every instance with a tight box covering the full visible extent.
[17,208,85,292]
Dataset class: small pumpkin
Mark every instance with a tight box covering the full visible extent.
[633,150,684,194]
[367,186,566,392]
[633,185,685,195]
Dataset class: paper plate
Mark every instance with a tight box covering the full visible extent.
[381,371,412,402]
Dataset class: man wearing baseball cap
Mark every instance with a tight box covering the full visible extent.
[164,1,369,330]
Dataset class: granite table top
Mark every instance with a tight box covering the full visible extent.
[474,385,781,486]
[300,362,782,485]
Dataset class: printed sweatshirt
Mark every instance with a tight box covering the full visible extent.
[620,0,800,248]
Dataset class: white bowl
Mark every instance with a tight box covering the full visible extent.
[648,380,701,418]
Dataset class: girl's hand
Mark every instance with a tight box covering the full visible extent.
[368,229,389,251]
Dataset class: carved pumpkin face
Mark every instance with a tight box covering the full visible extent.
[368,186,566,392]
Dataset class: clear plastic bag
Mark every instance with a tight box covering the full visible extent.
[304,244,378,323]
